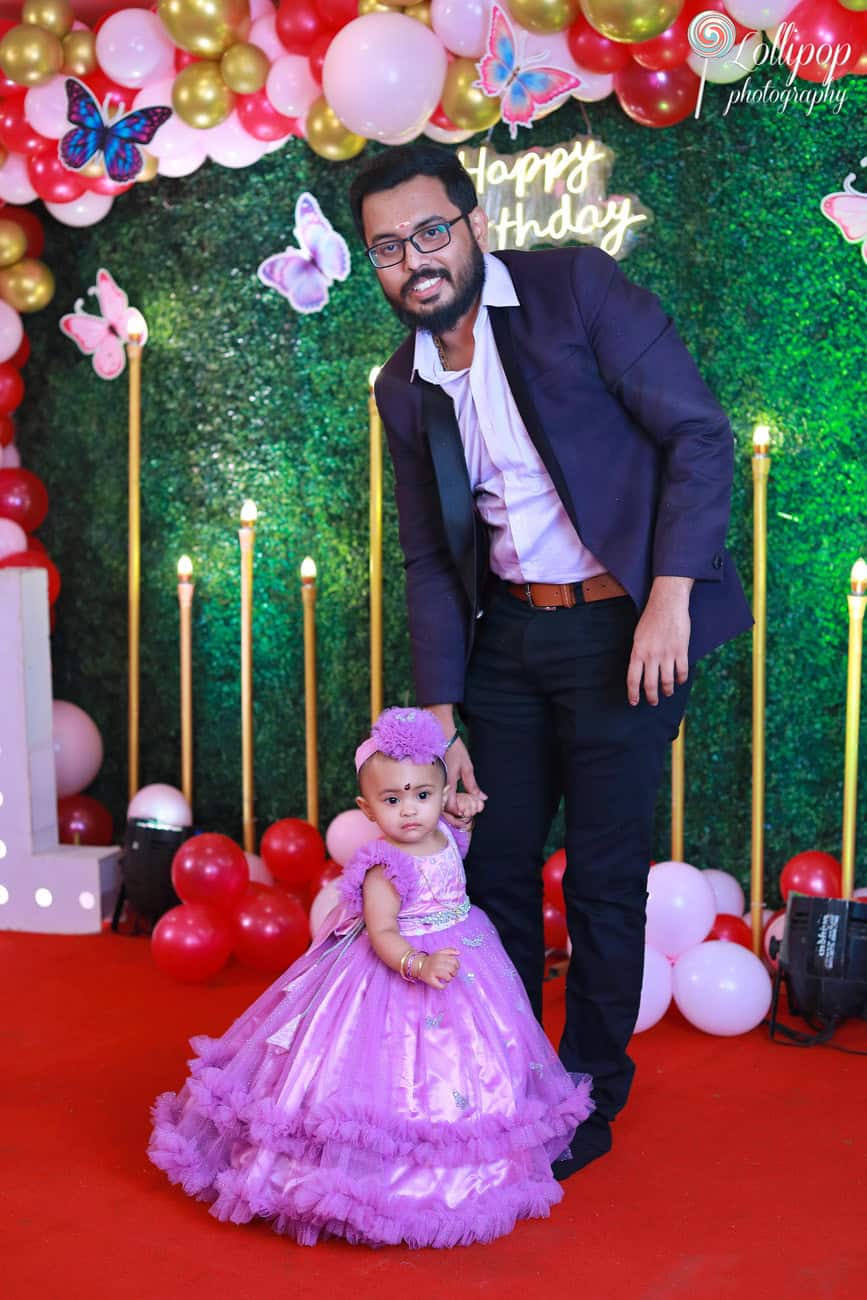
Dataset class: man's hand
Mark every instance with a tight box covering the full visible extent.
[443,735,488,821]
[627,576,693,706]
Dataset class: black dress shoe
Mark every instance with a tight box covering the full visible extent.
[552,1112,612,1181]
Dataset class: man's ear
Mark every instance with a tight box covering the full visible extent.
[356,794,376,822]
[469,204,489,253]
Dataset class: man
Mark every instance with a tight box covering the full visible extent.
[348,144,752,1178]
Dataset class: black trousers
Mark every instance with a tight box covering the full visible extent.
[461,585,689,1122]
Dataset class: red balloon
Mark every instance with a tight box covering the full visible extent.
[0,101,51,156]
[236,89,300,141]
[0,363,25,415]
[568,14,631,74]
[27,531,47,553]
[9,334,29,368]
[0,549,61,603]
[779,850,841,900]
[543,900,568,952]
[0,414,13,447]
[542,847,566,913]
[308,28,334,84]
[260,817,325,887]
[276,0,326,55]
[57,793,114,845]
[84,171,135,197]
[429,101,460,130]
[614,61,700,128]
[0,468,49,531]
[175,49,200,71]
[171,832,250,913]
[28,149,87,204]
[314,0,357,28]
[233,884,310,973]
[306,857,342,905]
[1,206,45,258]
[630,13,691,71]
[776,0,866,83]
[151,903,234,982]
[708,912,753,949]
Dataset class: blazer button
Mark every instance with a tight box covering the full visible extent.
[712,553,723,570]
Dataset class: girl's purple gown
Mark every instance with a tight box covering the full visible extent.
[147,822,594,1249]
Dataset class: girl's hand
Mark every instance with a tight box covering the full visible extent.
[419,947,460,990]
[443,790,484,832]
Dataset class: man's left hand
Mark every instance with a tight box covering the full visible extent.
[627,576,694,707]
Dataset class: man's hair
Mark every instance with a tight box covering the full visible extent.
[348,143,478,244]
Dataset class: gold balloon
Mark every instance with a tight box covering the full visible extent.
[0,23,64,87]
[80,157,105,179]
[404,1,433,25]
[62,29,96,77]
[839,0,867,8]
[172,61,235,129]
[137,151,160,182]
[220,40,269,94]
[0,258,55,314]
[508,0,580,32]
[21,0,74,38]
[357,0,393,12]
[306,97,366,162]
[578,0,683,44]
[158,0,250,59]
[0,220,27,268]
[441,59,501,132]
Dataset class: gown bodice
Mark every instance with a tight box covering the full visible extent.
[397,837,471,936]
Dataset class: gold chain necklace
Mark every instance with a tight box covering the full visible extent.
[433,335,449,371]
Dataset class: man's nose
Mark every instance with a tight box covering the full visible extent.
[403,240,427,272]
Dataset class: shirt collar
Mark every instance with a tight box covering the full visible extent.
[411,254,519,381]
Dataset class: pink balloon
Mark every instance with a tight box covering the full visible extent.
[726,0,798,25]
[742,906,774,931]
[52,700,104,798]
[0,516,27,559]
[204,112,270,168]
[0,154,38,206]
[571,64,614,103]
[245,850,275,885]
[157,149,207,178]
[0,301,23,365]
[44,192,114,227]
[309,878,342,935]
[633,944,673,1033]
[702,868,745,917]
[645,860,717,959]
[95,11,176,89]
[673,941,772,1036]
[266,53,320,118]
[250,13,289,61]
[127,782,193,826]
[325,808,381,866]
[24,76,69,139]
[1,443,20,468]
[133,78,200,161]
[323,14,448,141]
[249,0,275,18]
[431,0,490,58]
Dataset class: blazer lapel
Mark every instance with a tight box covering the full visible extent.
[419,377,477,610]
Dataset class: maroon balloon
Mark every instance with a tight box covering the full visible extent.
[0,101,50,156]
[314,0,357,28]
[568,14,631,75]
[151,903,234,982]
[0,468,49,531]
[630,14,692,71]
[276,0,326,55]
[614,61,700,128]
[57,793,114,846]
[542,847,566,913]
[236,89,300,141]
[260,817,325,887]
[308,28,334,84]
[233,885,310,973]
[779,850,842,900]
[0,549,60,603]
[543,900,568,952]
[1,206,45,258]
[306,857,342,905]
[28,149,88,205]
[0,364,25,415]
[776,0,866,83]
[708,913,753,950]
[171,832,250,913]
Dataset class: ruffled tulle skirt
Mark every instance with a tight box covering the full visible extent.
[148,905,593,1249]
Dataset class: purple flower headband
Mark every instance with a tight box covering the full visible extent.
[355,707,447,773]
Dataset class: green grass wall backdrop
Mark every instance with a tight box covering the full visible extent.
[19,69,867,899]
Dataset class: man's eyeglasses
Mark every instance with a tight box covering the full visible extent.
[365,214,469,270]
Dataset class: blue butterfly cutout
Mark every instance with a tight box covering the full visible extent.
[59,79,172,185]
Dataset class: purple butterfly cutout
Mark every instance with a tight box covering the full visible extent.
[257,193,351,314]
[59,78,172,185]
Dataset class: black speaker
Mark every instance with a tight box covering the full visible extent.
[778,894,867,1022]
[113,817,195,931]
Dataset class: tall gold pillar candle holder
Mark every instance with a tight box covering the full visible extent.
[301,556,319,828]
[841,557,867,899]
[671,718,685,862]
[126,309,147,801]
[239,500,257,853]
[750,424,771,955]
[177,555,194,814]
[369,366,383,725]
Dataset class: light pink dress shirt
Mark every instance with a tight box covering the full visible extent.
[412,254,604,585]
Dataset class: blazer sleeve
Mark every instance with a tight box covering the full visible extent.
[572,248,734,583]
[376,371,470,706]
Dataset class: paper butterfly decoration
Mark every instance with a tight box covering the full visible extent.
[257,192,351,314]
[59,78,172,185]
[475,5,582,141]
[821,160,867,266]
[59,269,140,381]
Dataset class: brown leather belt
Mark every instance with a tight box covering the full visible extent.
[507,573,627,609]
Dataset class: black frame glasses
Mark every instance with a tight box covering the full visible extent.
[365,214,469,270]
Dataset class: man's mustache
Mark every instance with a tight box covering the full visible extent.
[401,269,452,299]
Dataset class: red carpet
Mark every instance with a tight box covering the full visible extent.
[4,928,866,1300]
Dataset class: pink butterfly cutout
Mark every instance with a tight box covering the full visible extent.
[59,268,138,380]
[821,163,867,266]
[257,192,351,314]
[475,4,582,141]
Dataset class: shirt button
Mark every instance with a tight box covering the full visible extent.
[712,553,723,570]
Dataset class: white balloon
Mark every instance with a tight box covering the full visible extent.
[645,860,717,960]
[0,153,38,205]
[249,13,288,62]
[24,75,69,139]
[45,192,115,227]
[127,783,193,827]
[633,944,673,1033]
[431,0,491,58]
[725,0,796,28]
[157,149,207,178]
[52,701,104,799]
[0,516,27,559]
[266,54,320,119]
[133,78,200,161]
[249,0,274,18]
[95,11,176,89]
[0,300,23,365]
[743,906,774,931]
[245,851,274,885]
[1,443,21,468]
[687,32,762,85]
[204,113,269,168]
[571,67,614,103]
[702,868,746,917]
[309,879,342,936]
[673,941,772,1036]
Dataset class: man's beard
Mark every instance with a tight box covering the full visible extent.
[386,239,486,336]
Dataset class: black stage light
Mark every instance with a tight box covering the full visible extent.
[768,894,867,1045]
[111,817,195,933]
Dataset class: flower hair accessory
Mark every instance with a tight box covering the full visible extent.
[355,707,448,773]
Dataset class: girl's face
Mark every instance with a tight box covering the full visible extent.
[356,756,449,846]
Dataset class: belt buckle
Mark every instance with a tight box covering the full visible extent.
[525,582,556,611]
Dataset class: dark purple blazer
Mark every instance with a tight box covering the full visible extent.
[375,246,753,707]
